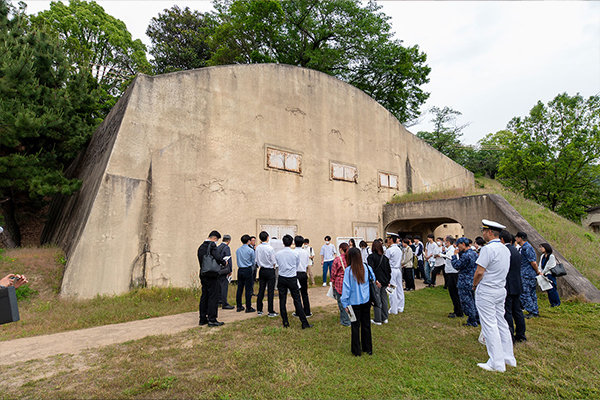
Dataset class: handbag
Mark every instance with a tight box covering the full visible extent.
[366,262,382,309]
[550,263,567,277]
[0,286,20,325]
[200,245,221,276]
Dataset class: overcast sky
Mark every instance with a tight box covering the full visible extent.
[24,0,600,144]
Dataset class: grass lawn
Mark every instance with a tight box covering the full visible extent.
[1,288,599,399]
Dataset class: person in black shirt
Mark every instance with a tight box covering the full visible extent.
[367,240,392,325]
[500,230,527,342]
[198,230,227,327]
[216,235,234,310]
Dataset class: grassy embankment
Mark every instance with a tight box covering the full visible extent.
[391,177,600,289]
[1,287,598,399]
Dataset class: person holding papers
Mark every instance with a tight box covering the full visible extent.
[340,247,377,356]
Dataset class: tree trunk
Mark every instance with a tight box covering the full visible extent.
[0,196,21,248]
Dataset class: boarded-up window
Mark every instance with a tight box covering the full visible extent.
[267,148,302,174]
[331,162,357,183]
[353,225,379,242]
[260,224,297,239]
[378,172,398,189]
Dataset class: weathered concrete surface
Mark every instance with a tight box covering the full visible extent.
[43,64,474,298]
[582,207,600,233]
[383,194,600,303]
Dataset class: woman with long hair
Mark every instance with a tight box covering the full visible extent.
[331,242,351,326]
[539,243,561,307]
[340,247,377,356]
[367,240,391,325]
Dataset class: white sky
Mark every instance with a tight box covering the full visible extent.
[24,0,600,144]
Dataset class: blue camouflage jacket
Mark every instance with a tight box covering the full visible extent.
[451,248,478,289]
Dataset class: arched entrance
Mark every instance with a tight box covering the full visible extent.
[385,217,464,240]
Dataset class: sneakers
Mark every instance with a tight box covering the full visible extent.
[257,311,263,316]
[268,312,279,318]
[477,362,505,372]
[371,319,382,326]
[322,282,327,287]
[245,307,256,313]
[383,319,388,324]
[306,313,313,318]
[222,305,234,310]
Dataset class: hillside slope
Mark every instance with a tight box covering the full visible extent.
[391,178,600,290]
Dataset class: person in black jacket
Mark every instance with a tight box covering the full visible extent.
[500,230,527,342]
[216,235,234,310]
[367,240,392,325]
[198,230,227,327]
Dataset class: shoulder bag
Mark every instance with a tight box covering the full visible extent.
[200,245,221,276]
[367,261,382,309]
[550,263,567,277]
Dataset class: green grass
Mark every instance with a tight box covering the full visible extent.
[1,288,598,399]
[391,177,600,290]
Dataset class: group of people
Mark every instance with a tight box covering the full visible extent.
[198,221,563,366]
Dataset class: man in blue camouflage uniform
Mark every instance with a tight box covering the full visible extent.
[515,231,540,318]
[451,237,479,326]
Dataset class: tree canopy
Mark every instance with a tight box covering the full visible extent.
[416,106,468,161]
[147,0,430,124]
[31,0,150,102]
[0,0,102,246]
[495,93,600,221]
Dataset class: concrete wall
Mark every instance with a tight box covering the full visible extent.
[383,194,600,303]
[582,208,600,233]
[45,64,474,298]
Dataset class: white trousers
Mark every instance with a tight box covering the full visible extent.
[475,287,515,371]
[389,268,405,314]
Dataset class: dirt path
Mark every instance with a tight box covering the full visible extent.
[0,278,431,366]
[0,285,336,366]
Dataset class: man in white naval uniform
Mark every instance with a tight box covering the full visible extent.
[385,235,405,314]
[472,219,516,372]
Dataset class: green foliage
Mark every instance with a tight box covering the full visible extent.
[147,6,216,74]
[496,93,600,221]
[0,0,103,244]
[147,0,431,124]
[15,284,38,301]
[417,106,467,161]
[31,0,151,110]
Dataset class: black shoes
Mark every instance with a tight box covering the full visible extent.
[222,305,235,310]
[302,324,313,329]
[245,307,256,313]
[448,313,457,318]
[524,313,539,319]
[208,321,224,327]
[199,320,208,326]
[283,322,290,328]
[236,307,245,312]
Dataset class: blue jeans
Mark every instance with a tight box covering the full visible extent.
[546,274,561,307]
[322,260,333,284]
[424,260,432,284]
[333,288,351,326]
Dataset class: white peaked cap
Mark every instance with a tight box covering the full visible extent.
[481,219,506,231]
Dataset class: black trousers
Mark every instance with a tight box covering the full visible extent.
[236,267,253,309]
[505,293,527,341]
[417,260,426,282]
[277,276,309,327]
[199,275,220,323]
[431,266,444,285]
[257,267,276,313]
[217,275,231,306]
[403,267,415,290]
[350,302,372,356]
[297,271,311,315]
[445,273,463,316]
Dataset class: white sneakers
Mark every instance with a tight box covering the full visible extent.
[370,319,382,326]
[383,319,388,324]
[322,282,327,287]
[477,358,515,372]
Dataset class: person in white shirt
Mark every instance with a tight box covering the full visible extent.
[294,235,312,317]
[539,243,561,307]
[255,231,278,317]
[424,234,443,287]
[275,235,312,329]
[359,240,370,265]
[302,238,316,286]
[472,220,515,372]
[320,235,337,286]
[443,236,463,318]
[385,235,405,314]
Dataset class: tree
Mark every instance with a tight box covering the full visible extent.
[147,6,217,74]
[31,0,150,105]
[458,132,503,178]
[416,106,468,161]
[147,0,431,124]
[0,0,102,246]
[496,93,600,221]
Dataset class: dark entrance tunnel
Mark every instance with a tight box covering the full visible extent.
[385,218,465,240]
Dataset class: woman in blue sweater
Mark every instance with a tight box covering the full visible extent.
[341,247,378,356]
